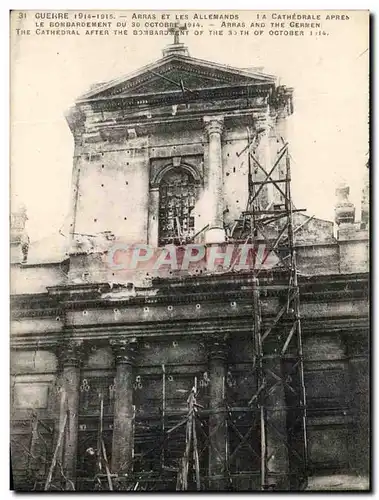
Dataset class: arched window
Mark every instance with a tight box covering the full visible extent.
[158,168,197,246]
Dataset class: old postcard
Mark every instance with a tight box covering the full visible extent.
[10,10,369,491]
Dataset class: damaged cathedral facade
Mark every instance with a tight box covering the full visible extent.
[10,38,369,491]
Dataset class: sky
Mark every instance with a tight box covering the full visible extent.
[10,10,369,243]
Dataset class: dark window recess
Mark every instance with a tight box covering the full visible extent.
[158,169,197,246]
[79,376,115,417]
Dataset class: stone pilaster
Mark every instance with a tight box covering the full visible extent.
[203,116,225,244]
[68,154,81,246]
[345,335,369,474]
[58,339,83,489]
[206,334,228,490]
[276,106,288,142]
[275,87,293,142]
[254,119,273,209]
[110,337,138,474]
[148,187,159,247]
[273,93,292,209]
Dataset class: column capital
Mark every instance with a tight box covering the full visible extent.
[59,339,84,368]
[110,337,138,365]
[204,333,229,362]
[203,115,224,136]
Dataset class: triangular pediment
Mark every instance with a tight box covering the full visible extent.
[78,54,276,102]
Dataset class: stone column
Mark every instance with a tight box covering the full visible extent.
[203,116,225,244]
[207,334,228,490]
[110,338,138,474]
[255,120,273,209]
[275,88,293,143]
[276,107,288,142]
[274,97,292,207]
[68,154,81,244]
[147,187,160,247]
[59,340,82,488]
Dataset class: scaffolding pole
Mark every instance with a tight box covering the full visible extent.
[44,413,67,490]
[176,380,198,491]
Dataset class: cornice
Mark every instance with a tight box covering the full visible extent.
[10,272,368,318]
[11,308,64,319]
[10,313,368,351]
[85,106,267,139]
[86,83,273,113]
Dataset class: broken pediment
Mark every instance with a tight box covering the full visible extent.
[78,54,276,103]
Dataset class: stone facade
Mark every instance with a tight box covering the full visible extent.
[10,41,369,491]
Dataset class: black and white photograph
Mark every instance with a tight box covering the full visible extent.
[10,9,369,491]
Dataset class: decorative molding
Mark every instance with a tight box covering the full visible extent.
[127,128,137,139]
[150,158,202,188]
[172,156,181,167]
